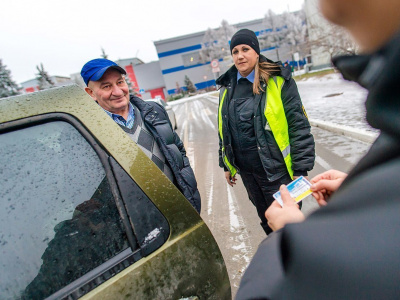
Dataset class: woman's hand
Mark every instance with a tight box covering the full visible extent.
[224,171,237,187]
[265,184,305,231]
[310,169,347,206]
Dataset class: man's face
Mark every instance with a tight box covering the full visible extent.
[85,68,130,114]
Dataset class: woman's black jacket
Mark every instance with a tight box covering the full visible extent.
[216,55,315,180]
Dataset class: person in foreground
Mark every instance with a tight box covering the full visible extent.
[235,0,400,298]
[81,59,201,213]
[216,29,315,235]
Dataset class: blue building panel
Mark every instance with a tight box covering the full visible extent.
[158,44,202,58]
[161,58,223,75]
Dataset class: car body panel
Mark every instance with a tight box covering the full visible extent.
[0,85,230,299]
[82,223,230,300]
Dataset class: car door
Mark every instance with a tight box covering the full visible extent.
[0,115,170,299]
[0,86,230,300]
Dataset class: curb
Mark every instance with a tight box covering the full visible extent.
[310,119,379,144]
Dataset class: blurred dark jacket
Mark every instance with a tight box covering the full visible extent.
[236,31,400,299]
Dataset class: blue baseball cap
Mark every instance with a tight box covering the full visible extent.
[81,58,126,86]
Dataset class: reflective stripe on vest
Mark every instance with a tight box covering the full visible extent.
[265,76,293,179]
[218,88,237,177]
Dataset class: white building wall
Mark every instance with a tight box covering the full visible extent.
[134,61,164,91]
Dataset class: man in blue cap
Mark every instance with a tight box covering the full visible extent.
[81,58,201,213]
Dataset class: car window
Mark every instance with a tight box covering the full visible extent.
[0,121,130,299]
[110,158,170,255]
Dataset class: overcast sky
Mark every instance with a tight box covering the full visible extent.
[1,0,304,83]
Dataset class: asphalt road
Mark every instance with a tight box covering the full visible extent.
[171,94,371,298]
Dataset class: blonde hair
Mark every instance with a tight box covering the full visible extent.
[253,59,281,94]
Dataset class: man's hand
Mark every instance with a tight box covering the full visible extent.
[265,185,305,231]
[224,171,237,187]
[310,169,347,206]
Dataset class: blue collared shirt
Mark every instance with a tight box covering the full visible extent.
[102,102,135,129]
[237,69,255,83]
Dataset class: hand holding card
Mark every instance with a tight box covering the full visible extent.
[273,176,312,207]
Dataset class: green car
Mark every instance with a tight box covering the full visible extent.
[0,85,231,300]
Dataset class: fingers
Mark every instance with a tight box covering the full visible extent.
[279,185,295,206]
[224,172,236,187]
[310,171,330,184]
[224,173,232,186]
[265,188,305,231]
[311,169,348,184]
[311,179,340,194]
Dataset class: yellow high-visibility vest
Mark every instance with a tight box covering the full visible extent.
[218,76,293,179]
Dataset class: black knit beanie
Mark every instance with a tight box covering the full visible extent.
[230,29,260,55]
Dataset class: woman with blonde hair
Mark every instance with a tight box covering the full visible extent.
[217,28,315,235]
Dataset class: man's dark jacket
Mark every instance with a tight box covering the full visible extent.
[130,96,201,213]
[216,55,315,180]
[236,32,400,299]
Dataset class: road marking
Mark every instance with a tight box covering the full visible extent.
[226,184,252,276]
[186,142,195,173]
[207,152,214,216]
[316,155,333,170]
[193,99,216,130]
[203,107,213,116]
[227,185,240,231]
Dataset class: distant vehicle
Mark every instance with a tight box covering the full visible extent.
[145,98,178,130]
[0,85,231,300]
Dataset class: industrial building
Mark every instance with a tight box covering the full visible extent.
[154,18,301,96]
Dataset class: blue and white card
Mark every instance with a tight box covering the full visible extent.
[273,176,312,206]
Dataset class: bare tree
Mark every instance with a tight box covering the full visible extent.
[305,0,357,63]
[200,28,219,64]
[260,9,286,61]
[218,20,236,57]
[281,10,309,60]
[200,20,236,63]
[36,63,54,90]
[308,19,358,59]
